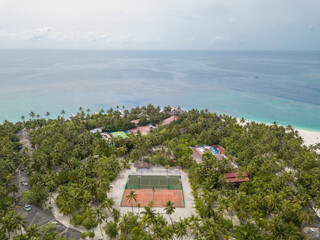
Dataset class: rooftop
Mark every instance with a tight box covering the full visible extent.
[90,128,102,133]
[111,131,129,138]
[131,119,140,124]
[161,116,178,125]
[129,126,152,134]
[224,172,250,183]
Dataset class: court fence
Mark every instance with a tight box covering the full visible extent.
[125,175,182,190]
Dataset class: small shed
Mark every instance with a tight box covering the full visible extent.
[134,161,151,169]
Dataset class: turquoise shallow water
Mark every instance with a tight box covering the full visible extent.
[0,50,320,131]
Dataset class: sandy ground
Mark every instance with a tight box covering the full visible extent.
[49,193,105,240]
[108,165,196,222]
[296,129,320,146]
[236,118,320,146]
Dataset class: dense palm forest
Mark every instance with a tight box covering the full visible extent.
[1,104,319,239]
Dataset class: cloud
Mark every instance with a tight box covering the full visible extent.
[0,28,116,42]
[308,25,314,31]
[29,27,53,40]
[187,36,197,41]
[211,36,227,42]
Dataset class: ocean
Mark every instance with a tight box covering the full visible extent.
[0,50,320,131]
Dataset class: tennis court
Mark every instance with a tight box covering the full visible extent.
[125,175,182,190]
[122,175,185,208]
[121,188,185,208]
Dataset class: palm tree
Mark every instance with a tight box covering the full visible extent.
[16,215,27,234]
[137,203,141,216]
[162,225,174,240]
[164,200,175,224]
[26,224,40,239]
[174,219,187,240]
[8,184,19,204]
[102,197,115,215]
[61,110,65,116]
[151,224,163,240]
[20,115,25,122]
[96,209,105,236]
[29,111,35,120]
[112,208,120,223]
[45,112,50,119]
[2,211,21,238]
[126,191,138,213]
[141,205,156,227]
[58,198,77,220]
[216,198,227,218]
[298,208,314,225]
[108,107,114,115]
[189,215,201,239]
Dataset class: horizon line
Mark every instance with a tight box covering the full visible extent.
[1,48,320,52]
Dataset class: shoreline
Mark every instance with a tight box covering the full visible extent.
[295,129,320,146]
[5,110,320,146]
[236,118,320,146]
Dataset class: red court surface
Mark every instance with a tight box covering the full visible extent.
[121,189,185,208]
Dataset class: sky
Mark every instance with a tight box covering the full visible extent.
[0,0,319,50]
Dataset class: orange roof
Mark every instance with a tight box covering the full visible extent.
[161,116,178,125]
[225,177,250,183]
[129,126,152,134]
[224,172,247,178]
[224,172,249,183]
[131,119,140,124]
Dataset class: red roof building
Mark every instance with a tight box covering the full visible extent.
[130,119,140,125]
[224,172,250,183]
[161,116,178,125]
[15,121,23,126]
[129,126,152,134]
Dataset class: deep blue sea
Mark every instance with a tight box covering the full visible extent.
[0,50,320,131]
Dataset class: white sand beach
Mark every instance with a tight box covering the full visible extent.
[236,118,320,146]
[295,129,320,146]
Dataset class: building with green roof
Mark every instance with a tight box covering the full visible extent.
[111,131,129,138]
